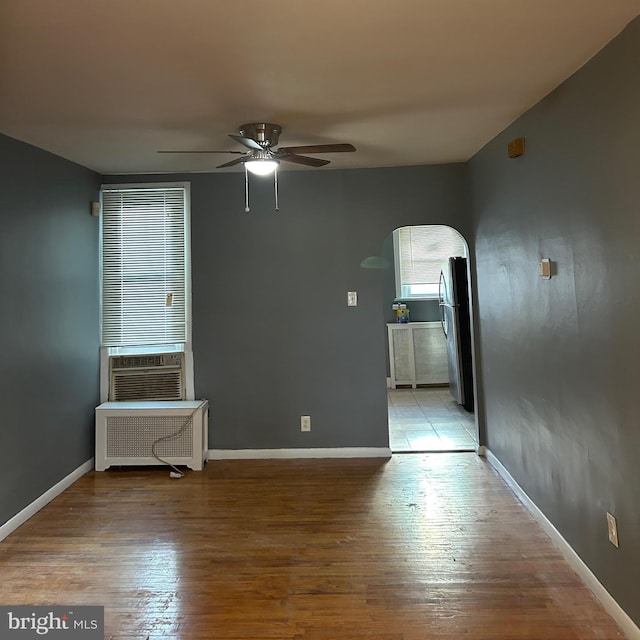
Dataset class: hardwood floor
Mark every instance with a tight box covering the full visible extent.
[0,454,624,639]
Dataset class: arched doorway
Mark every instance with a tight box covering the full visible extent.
[381,225,476,453]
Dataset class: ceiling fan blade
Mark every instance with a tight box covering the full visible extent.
[278,154,330,167]
[158,150,245,154]
[277,143,356,154]
[217,157,246,169]
[229,134,263,151]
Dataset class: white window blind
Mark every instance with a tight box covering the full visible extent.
[394,225,466,299]
[100,184,189,347]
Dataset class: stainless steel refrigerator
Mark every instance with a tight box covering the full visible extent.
[439,257,474,411]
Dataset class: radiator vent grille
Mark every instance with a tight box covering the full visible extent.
[106,416,194,457]
[95,400,208,471]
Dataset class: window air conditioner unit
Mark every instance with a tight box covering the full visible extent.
[109,353,186,401]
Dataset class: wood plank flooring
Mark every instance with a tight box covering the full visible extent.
[0,454,624,639]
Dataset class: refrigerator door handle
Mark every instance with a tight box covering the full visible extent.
[438,270,446,336]
[439,269,457,306]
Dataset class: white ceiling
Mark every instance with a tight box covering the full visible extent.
[1,0,639,175]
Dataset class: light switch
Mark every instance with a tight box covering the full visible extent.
[347,291,358,307]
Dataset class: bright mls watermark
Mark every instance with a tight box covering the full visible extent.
[0,607,103,639]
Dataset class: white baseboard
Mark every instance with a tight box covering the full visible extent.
[386,377,391,389]
[0,458,94,543]
[485,449,640,640]
[208,447,392,460]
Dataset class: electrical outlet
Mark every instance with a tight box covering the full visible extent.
[300,415,311,432]
[606,512,619,548]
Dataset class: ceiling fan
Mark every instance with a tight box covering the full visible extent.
[158,123,356,212]
[158,122,356,173]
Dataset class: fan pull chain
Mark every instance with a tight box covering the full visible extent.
[244,165,250,212]
[274,167,279,212]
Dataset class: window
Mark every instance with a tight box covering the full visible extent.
[393,225,466,300]
[100,183,190,350]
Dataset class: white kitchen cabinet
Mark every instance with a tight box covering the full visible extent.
[387,322,448,388]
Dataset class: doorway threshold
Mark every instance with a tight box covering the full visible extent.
[392,448,475,455]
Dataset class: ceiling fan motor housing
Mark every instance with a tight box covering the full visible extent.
[239,123,282,146]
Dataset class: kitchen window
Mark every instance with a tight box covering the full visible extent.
[393,225,466,300]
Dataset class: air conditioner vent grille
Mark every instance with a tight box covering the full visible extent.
[105,416,193,457]
[112,369,183,401]
[108,352,186,401]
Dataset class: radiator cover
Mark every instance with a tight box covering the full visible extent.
[95,400,208,471]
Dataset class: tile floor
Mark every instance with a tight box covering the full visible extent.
[388,386,476,452]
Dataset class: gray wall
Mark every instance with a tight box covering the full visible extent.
[104,164,470,449]
[0,134,100,526]
[469,17,640,625]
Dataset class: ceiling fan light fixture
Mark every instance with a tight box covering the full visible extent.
[158,123,356,210]
[245,159,279,176]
